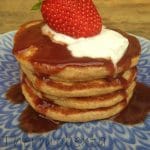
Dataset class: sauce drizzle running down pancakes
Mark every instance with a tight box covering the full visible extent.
[19,105,62,133]
[6,83,25,104]
[114,82,150,124]
[5,82,150,133]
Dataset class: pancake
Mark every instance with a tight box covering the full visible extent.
[22,82,129,122]
[13,20,141,82]
[21,65,136,97]
[13,20,140,122]
[25,77,136,109]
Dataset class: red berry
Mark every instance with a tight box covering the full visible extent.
[41,0,102,38]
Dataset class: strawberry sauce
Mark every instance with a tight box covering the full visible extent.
[19,105,62,133]
[13,21,141,75]
[6,83,25,104]
[113,82,150,124]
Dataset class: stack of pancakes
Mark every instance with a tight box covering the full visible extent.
[13,21,141,122]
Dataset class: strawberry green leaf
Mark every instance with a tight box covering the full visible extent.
[31,1,42,11]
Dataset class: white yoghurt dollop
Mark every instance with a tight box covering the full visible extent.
[42,24,129,65]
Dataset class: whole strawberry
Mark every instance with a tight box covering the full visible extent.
[41,0,102,38]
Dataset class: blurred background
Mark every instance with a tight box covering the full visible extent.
[0,0,150,39]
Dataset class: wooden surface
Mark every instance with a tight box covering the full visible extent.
[0,0,150,39]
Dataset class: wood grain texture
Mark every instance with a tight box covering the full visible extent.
[0,0,150,39]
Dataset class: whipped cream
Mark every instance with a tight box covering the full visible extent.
[42,24,129,65]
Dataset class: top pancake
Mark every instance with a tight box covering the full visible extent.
[13,20,141,82]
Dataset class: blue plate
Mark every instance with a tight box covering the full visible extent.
[0,31,150,150]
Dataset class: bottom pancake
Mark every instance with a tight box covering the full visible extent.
[21,83,132,122]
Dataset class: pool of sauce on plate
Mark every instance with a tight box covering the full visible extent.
[5,83,63,133]
[6,83,25,104]
[19,105,62,133]
[113,82,150,124]
[5,82,150,133]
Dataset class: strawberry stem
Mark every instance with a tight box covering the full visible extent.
[31,0,42,11]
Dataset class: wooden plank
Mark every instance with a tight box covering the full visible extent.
[0,0,150,39]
